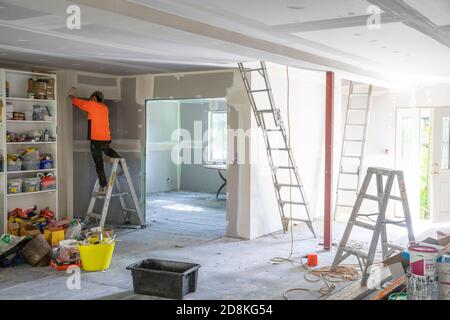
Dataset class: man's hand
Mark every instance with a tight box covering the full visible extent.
[68,87,77,99]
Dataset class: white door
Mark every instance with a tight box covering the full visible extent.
[432,107,450,223]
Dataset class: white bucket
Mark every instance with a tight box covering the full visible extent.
[437,254,450,275]
[406,272,439,300]
[408,243,439,276]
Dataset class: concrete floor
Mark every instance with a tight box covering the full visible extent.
[0,191,448,300]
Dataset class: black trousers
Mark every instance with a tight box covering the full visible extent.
[90,140,122,187]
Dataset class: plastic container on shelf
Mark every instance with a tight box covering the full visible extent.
[22,159,41,171]
[24,177,41,193]
[7,179,23,194]
[39,173,56,190]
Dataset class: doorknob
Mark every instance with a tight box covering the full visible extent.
[433,162,440,175]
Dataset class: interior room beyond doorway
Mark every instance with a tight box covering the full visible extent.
[145,98,228,240]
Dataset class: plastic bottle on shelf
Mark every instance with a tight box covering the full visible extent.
[44,128,49,142]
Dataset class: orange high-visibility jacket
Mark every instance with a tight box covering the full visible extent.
[71,97,112,141]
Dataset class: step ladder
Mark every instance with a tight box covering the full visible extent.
[334,81,373,220]
[238,61,316,237]
[84,158,145,229]
[331,167,415,286]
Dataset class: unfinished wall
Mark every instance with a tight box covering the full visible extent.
[249,63,326,238]
[179,100,227,194]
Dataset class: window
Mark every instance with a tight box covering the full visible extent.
[207,111,227,164]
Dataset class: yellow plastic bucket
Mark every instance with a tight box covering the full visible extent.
[78,242,115,271]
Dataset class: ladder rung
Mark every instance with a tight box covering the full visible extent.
[344,139,364,142]
[382,243,404,251]
[342,155,362,159]
[343,247,368,259]
[249,89,270,93]
[276,166,295,170]
[337,204,353,208]
[390,195,402,201]
[95,192,129,199]
[244,68,264,72]
[87,212,101,219]
[340,171,358,175]
[255,109,273,114]
[383,219,406,227]
[122,208,137,213]
[284,217,312,223]
[269,148,289,151]
[346,124,365,126]
[264,129,282,132]
[348,107,368,110]
[362,194,379,201]
[352,220,376,230]
[276,183,300,188]
[350,92,370,96]
[280,200,306,206]
[338,188,358,192]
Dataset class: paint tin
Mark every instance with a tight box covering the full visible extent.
[437,254,450,275]
[406,272,439,300]
[408,243,439,276]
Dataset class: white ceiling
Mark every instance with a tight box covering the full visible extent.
[0,0,449,82]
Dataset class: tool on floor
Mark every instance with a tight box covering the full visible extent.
[334,82,373,221]
[237,61,316,237]
[331,167,415,286]
[84,158,145,229]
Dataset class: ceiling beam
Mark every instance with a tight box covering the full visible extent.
[70,0,395,83]
[272,13,402,33]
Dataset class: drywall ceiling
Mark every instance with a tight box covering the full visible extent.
[0,0,449,82]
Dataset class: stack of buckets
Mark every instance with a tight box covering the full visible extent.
[437,253,450,300]
[406,243,440,300]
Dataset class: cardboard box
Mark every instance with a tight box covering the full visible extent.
[44,228,65,247]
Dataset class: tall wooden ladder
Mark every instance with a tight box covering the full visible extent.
[84,158,145,229]
[237,61,316,237]
[331,167,415,286]
[334,81,373,220]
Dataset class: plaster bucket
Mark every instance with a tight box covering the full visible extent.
[408,243,439,276]
[406,272,439,300]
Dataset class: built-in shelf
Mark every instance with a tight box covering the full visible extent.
[7,189,57,197]
[6,97,55,103]
[7,141,56,145]
[7,120,55,124]
[7,168,56,175]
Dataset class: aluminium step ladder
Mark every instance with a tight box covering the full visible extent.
[334,81,373,220]
[237,61,316,237]
[331,167,415,286]
[84,158,145,229]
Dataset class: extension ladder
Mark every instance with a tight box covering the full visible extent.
[237,61,316,237]
[84,158,145,229]
[331,167,415,286]
[334,81,373,220]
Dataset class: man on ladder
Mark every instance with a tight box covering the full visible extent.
[68,87,121,195]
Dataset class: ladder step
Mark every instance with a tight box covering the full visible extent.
[343,247,368,259]
[342,155,362,159]
[122,208,137,213]
[87,212,101,219]
[351,220,376,230]
[346,124,365,126]
[280,200,306,206]
[340,171,358,175]
[348,107,368,110]
[344,139,364,142]
[362,194,379,201]
[255,109,274,114]
[382,243,404,251]
[383,219,406,227]
[390,195,402,201]
[337,204,353,208]
[277,166,295,170]
[264,129,282,132]
[95,192,129,199]
[338,188,358,192]
[269,148,289,151]
[276,183,300,188]
[244,67,264,72]
[284,217,312,223]
[249,89,270,93]
[350,92,370,96]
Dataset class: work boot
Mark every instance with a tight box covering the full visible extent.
[96,186,108,196]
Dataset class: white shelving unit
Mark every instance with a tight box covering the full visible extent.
[1,68,59,234]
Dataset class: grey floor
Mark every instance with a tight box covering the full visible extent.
[0,191,448,300]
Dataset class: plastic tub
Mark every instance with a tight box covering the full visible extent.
[7,164,22,172]
[78,242,115,271]
[7,179,23,194]
[40,160,53,170]
[23,160,40,171]
[24,178,41,193]
[127,258,200,299]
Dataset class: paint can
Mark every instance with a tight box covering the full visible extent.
[408,243,439,276]
[437,254,450,300]
[406,272,439,300]
[307,253,318,267]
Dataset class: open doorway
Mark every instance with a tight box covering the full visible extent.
[144,98,228,240]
